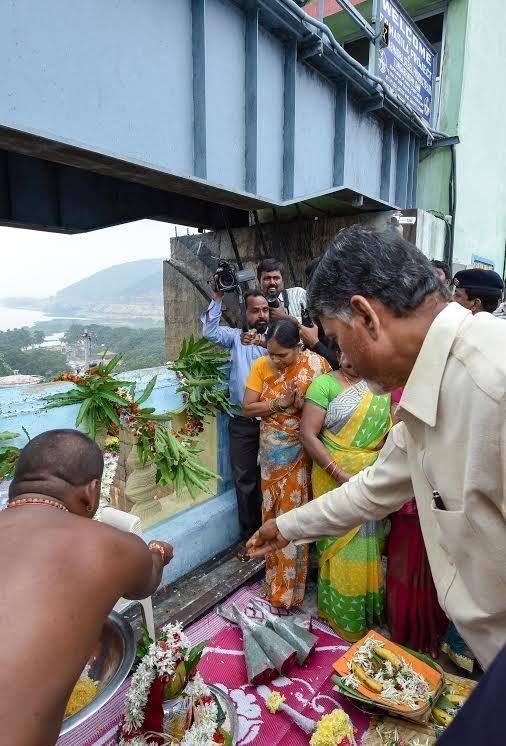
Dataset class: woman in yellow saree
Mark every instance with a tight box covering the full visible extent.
[300,354,392,640]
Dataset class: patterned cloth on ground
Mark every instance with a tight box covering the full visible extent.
[57,582,371,745]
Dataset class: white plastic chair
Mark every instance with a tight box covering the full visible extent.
[100,506,156,641]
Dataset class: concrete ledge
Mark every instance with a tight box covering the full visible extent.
[143,488,240,586]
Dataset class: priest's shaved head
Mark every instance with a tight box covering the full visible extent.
[1,435,174,746]
[9,429,104,516]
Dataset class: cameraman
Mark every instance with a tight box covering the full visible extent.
[257,258,306,323]
[199,286,269,542]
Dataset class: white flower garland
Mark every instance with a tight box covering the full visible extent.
[120,670,221,745]
[179,673,219,746]
[120,622,192,740]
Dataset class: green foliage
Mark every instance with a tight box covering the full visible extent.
[181,377,237,419]
[0,429,30,480]
[171,336,236,419]
[0,327,36,349]
[136,425,219,498]
[184,640,208,678]
[171,335,230,379]
[0,327,68,378]
[0,347,69,378]
[0,352,13,376]
[135,624,153,664]
[43,354,133,440]
[63,324,166,372]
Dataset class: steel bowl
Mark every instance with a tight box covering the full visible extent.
[59,611,135,736]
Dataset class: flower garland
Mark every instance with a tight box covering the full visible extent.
[180,673,221,745]
[121,668,223,745]
[120,623,192,741]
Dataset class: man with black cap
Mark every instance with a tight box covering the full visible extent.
[452,268,504,315]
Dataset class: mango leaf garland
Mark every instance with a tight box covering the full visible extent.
[46,353,134,439]
[41,337,225,499]
[136,426,219,498]
[169,336,237,420]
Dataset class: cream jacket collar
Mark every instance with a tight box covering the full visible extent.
[398,302,471,427]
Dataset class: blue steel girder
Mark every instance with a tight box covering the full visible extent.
[0,0,430,233]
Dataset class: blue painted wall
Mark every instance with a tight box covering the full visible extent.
[0,366,240,582]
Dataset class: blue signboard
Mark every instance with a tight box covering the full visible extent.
[376,0,436,124]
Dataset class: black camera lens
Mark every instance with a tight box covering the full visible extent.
[217,269,236,291]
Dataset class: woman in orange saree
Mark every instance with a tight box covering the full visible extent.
[243,319,330,608]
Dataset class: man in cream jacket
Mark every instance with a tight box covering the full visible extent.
[248,225,506,671]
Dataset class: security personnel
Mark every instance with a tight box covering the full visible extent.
[453,268,504,315]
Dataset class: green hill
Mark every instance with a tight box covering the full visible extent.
[44,258,165,323]
[50,258,163,305]
[3,259,166,326]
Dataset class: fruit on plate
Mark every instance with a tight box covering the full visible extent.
[432,707,454,726]
[373,646,401,668]
[351,663,383,693]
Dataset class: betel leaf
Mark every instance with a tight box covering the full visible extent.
[184,639,208,676]
[212,693,227,727]
[136,624,154,661]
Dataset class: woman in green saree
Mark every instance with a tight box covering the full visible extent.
[300,354,392,641]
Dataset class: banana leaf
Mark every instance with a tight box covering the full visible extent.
[232,604,297,675]
[251,599,318,665]
[229,606,277,685]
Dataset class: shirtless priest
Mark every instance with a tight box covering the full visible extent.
[0,429,174,746]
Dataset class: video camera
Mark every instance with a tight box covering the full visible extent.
[212,259,256,294]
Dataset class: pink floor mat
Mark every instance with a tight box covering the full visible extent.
[57,582,370,745]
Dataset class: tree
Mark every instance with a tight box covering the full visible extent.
[0,353,13,377]
[0,348,68,378]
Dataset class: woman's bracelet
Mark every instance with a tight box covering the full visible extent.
[323,461,340,480]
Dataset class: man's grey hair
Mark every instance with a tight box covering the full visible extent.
[307,225,446,322]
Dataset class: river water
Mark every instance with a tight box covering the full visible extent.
[0,306,52,331]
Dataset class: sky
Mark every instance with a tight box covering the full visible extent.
[0,220,196,299]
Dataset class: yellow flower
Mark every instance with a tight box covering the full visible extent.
[104,435,119,447]
[310,709,354,746]
[266,690,286,714]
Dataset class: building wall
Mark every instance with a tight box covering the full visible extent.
[164,210,446,359]
[309,0,506,274]
[417,0,506,272]
[164,213,393,359]
[416,0,469,219]
[451,0,506,271]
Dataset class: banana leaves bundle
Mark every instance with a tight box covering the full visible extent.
[218,603,305,684]
[251,599,318,665]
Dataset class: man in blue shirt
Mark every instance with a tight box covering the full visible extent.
[200,288,269,540]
